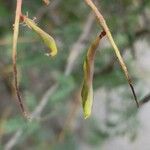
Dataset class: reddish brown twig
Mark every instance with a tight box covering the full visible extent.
[12,0,29,119]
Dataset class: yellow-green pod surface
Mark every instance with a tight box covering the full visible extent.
[81,31,106,119]
[24,16,57,57]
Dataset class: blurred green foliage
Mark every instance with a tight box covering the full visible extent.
[0,0,149,149]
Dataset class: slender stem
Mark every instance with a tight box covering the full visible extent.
[12,0,29,118]
[84,0,139,107]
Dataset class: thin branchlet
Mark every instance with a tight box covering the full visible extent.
[84,0,139,107]
[12,0,29,119]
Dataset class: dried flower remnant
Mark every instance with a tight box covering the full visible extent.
[12,0,30,119]
[43,0,50,5]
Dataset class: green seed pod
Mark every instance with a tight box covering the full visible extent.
[23,16,57,57]
[81,31,106,119]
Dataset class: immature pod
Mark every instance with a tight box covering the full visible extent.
[23,16,57,57]
[81,31,106,119]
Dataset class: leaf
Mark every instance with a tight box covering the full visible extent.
[23,16,57,57]
[81,31,106,119]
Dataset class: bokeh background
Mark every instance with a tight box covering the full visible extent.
[0,0,150,149]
